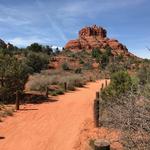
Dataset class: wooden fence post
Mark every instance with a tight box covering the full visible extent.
[16,91,20,110]
[45,87,49,98]
[94,99,99,127]
[90,76,93,81]
[96,92,100,99]
[101,83,104,91]
[64,82,67,91]
[105,80,107,87]
[98,96,103,127]
[94,96,100,127]
[94,139,110,150]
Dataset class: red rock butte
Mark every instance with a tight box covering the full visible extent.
[65,25,133,56]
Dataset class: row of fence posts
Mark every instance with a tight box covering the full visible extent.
[15,80,107,111]
[93,79,110,150]
[15,82,68,110]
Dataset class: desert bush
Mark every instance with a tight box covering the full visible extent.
[79,59,84,64]
[101,71,134,100]
[75,68,82,74]
[26,43,53,55]
[138,62,150,85]
[92,48,101,59]
[99,61,150,149]
[143,83,150,99]
[62,62,70,70]
[26,74,57,92]
[101,53,110,69]
[0,105,14,118]
[99,90,150,150]
[26,72,86,93]
[107,62,126,73]
[3,109,14,117]
[104,45,112,56]
[26,52,49,73]
[49,88,65,96]
[83,62,92,70]
[27,43,42,52]
[58,74,86,90]
[0,53,31,103]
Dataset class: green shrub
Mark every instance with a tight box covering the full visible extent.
[27,43,42,52]
[104,45,112,56]
[138,63,150,85]
[100,46,112,69]
[26,52,49,73]
[101,53,109,69]
[92,48,101,59]
[62,62,70,70]
[75,68,82,74]
[83,62,92,70]
[101,71,133,100]
[49,89,64,96]
[79,59,84,64]
[0,53,31,103]
[111,71,132,92]
[107,62,126,73]
[143,83,150,99]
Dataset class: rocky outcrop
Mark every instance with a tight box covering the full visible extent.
[65,25,131,56]
[79,25,107,38]
[0,39,7,49]
[7,43,14,49]
[64,40,81,51]
[0,39,14,50]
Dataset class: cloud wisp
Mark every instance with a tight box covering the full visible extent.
[35,0,68,43]
[8,36,54,47]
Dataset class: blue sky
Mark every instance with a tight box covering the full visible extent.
[0,0,150,58]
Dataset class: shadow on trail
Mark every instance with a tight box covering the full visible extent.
[22,93,58,104]
[0,136,5,140]
[19,108,39,111]
[49,99,58,103]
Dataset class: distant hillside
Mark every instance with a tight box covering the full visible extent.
[0,25,142,75]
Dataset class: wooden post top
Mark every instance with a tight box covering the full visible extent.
[94,139,110,150]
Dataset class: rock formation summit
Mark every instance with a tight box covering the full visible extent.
[65,25,132,56]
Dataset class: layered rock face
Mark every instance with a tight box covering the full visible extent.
[65,25,131,56]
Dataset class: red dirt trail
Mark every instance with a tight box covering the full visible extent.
[0,80,106,150]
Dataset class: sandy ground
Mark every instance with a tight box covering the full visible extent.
[0,80,106,150]
[75,119,123,150]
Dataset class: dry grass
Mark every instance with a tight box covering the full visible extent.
[0,104,15,121]
[99,90,150,150]
[25,69,97,94]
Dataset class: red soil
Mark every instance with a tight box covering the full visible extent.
[0,80,106,150]
[74,119,123,150]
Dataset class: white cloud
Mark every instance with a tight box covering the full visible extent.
[8,37,54,47]
[0,16,30,26]
[0,4,31,26]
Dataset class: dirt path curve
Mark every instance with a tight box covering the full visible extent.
[0,80,106,150]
